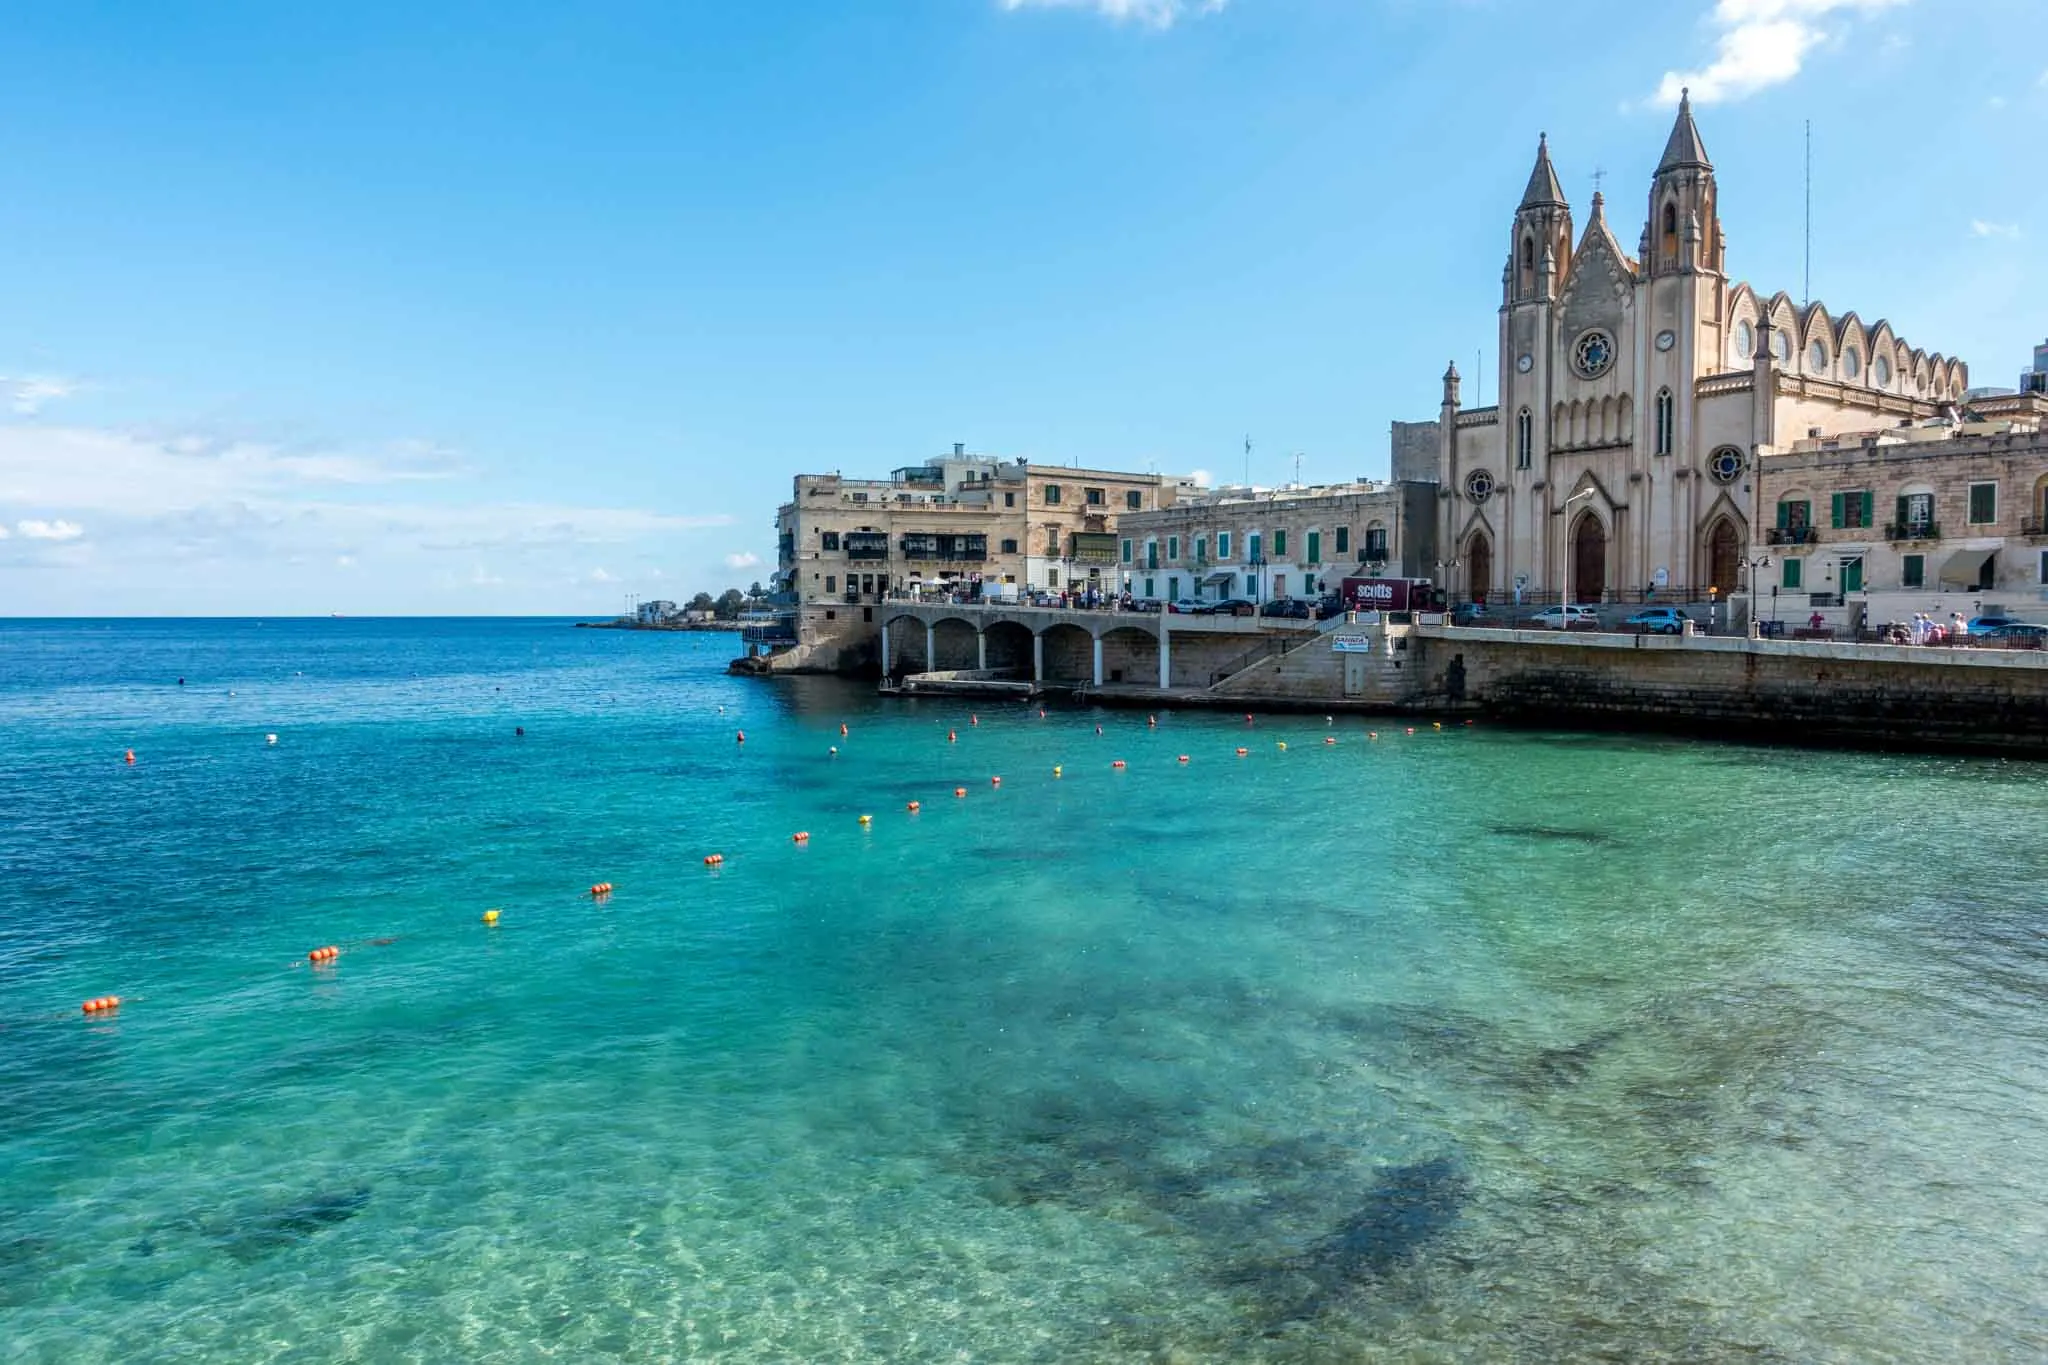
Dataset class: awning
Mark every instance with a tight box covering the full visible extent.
[1938,548,1995,586]
[1202,570,1235,586]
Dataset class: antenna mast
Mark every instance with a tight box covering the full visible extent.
[1803,119,1812,306]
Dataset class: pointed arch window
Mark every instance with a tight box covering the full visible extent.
[1662,201,1678,257]
[1515,407,1533,470]
[1654,388,1675,456]
[1520,236,1535,293]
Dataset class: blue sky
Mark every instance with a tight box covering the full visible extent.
[0,0,2038,614]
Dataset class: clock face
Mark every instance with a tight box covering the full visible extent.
[1655,330,1676,352]
[1516,353,1533,374]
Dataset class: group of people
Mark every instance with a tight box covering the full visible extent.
[1879,611,1969,646]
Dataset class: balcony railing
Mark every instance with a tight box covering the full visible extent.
[1884,522,1940,542]
[1765,526,1817,546]
[844,534,890,561]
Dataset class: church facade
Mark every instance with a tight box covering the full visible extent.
[1431,94,1970,604]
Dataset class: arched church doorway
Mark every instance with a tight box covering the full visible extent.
[1706,519,1741,597]
[1464,531,1492,603]
[1570,512,1606,604]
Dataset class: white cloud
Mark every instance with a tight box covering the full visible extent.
[1970,220,2021,240]
[587,567,617,584]
[1653,0,1910,106]
[724,550,762,570]
[469,566,504,586]
[335,554,356,568]
[17,518,85,541]
[0,375,80,416]
[0,524,10,539]
[998,0,1226,29]
[1188,468,1213,486]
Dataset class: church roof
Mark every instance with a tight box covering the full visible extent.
[1657,89,1712,172]
[1519,134,1567,209]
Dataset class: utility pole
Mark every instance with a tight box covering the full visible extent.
[1804,120,1812,307]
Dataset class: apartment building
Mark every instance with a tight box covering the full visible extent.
[1113,480,1440,606]
[774,448,1199,611]
[1751,396,2048,623]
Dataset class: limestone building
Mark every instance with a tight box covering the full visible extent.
[1429,93,1971,605]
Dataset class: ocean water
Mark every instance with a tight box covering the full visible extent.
[2,617,2045,1363]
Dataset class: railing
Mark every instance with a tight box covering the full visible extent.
[1884,522,1940,541]
[2022,517,2048,537]
[1765,527,1817,546]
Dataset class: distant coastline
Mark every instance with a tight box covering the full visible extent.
[575,619,743,632]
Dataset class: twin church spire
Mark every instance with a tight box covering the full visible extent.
[1506,90,1721,306]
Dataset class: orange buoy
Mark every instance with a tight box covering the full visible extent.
[840,723,849,736]
[1111,760,1127,770]
[954,786,967,798]
[1095,725,1102,736]
[990,776,1002,786]
[1147,715,1156,727]
[83,996,120,1014]
[1177,755,1189,764]
[702,854,724,867]
[1244,714,1253,724]
[736,730,745,744]
[1465,719,1475,726]
[907,801,921,812]
[1235,747,1249,757]
[124,749,136,765]
[1369,731,1379,740]
[1038,709,1046,718]
[970,714,979,726]
[309,946,338,963]
[1325,736,1336,746]
[948,730,957,743]
[1406,727,1416,735]
[792,831,810,843]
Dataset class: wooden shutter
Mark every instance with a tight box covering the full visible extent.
[1776,501,1789,529]
[1860,491,1874,527]
[1830,493,1844,528]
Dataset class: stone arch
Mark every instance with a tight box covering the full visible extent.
[1464,527,1494,603]
[1598,396,1616,443]
[1616,393,1634,445]
[931,618,981,671]
[1568,399,1585,447]
[1097,625,1158,687]
[1569,509,1607,604]
[1703,516,1742,597]
[982,619,1034,674]
[2031,473,2048,528]
[1552,401,1568,448]
[1038,622,1094,684]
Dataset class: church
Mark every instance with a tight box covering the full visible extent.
[1430,93,1970,605]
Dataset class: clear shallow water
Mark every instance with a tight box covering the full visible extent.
[3,617,2045,1363]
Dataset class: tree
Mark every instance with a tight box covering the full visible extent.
[714,588,745,620]
[687,591,716,614]
[747,581,764,600]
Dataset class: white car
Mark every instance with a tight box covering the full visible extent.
[1530,604,1599,630]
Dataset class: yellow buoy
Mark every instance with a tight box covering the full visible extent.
[858,814,873,825]
[482,909,501,925]
[1277,741,1287,751]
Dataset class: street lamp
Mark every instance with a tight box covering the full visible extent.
[1559,487,1597,609]
[1744,553,1772,637]
[1434,558,1461,616]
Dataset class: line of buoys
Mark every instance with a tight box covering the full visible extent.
[589,882,614,896]
[792,831,810,843]
[82,996,121,1014]
[481,909,501,925]
[702,854,725,867]
[308,946,339,963]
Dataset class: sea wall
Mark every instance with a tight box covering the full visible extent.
[1399,628,2048,754]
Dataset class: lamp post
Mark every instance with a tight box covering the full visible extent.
[1744,553,1771,638]
[1434,558,1461,617]
[1559,487,1597,611]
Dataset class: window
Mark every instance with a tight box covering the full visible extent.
[1969,482,1997,525]
[1218,532,1232,560]
[1874,354,1892,388]
[1516,407,1533,469]
[1896,493,1933,532]
[1004,492,1016,507]
[1364,523,1388,560]
[1843,348,1861,380]
[1654,389,1674,456]
[1777,499,1811,530]
[1662,200,1677,248]
[1839,555,1864,594]
[1043,485,1061,505]
[1736,320,1755,359]
[1084,487,1105,506]
[1707,448,1742,484]
[1782,557,1802,589]
[1048,569,1060,586]
[1144,577,1155,598]
[1809,341,1828,373]
[1335,526,1349,554]
[2040,550,2048,586]
[1145,541,1159,570]
[1001,538,1018,554]
[825,575,836,592]
[1120,538,1132,564]
[1247,532,1262,564]
[821,531,840,550]
[1126,490,1142,510]
[1167,536,1179,561]
[1045,529,1060,554]
[1306,531,1321,565]
[1902,554,1924,588]
[1275,574,1287,596]
[1244,573,1257,596]
[1831,490,1874,529]
[1194,536,1207,562]
[1774,330,1792,364]
[1272,530,1287,557]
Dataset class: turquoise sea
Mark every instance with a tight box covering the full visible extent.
[3,617,2046,1363]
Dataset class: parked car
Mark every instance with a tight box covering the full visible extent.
[1167,598,1212,615]
[1315,594,1346,620]
[1623,606,1690,635]
[1210,598,1258,617]
[1259,598,1313,619]
[1966,615,2029,637]
[1985,622,2048,646]
[1450,602,1489,626]
[1530,604,1599,630]
[1127,598,1163,614]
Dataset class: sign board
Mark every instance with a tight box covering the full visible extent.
[1330,632,1375,653]
[1653,566,1670,589]
[1341,577,1429,613]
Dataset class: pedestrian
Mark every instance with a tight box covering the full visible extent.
[1950,610,1967,644]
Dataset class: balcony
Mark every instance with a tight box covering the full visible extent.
[845,533,890,561]
[1884,522,1941,542]
[1070,532,1119,565]
[1765,526,1817,546]
[899,533,988,562]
